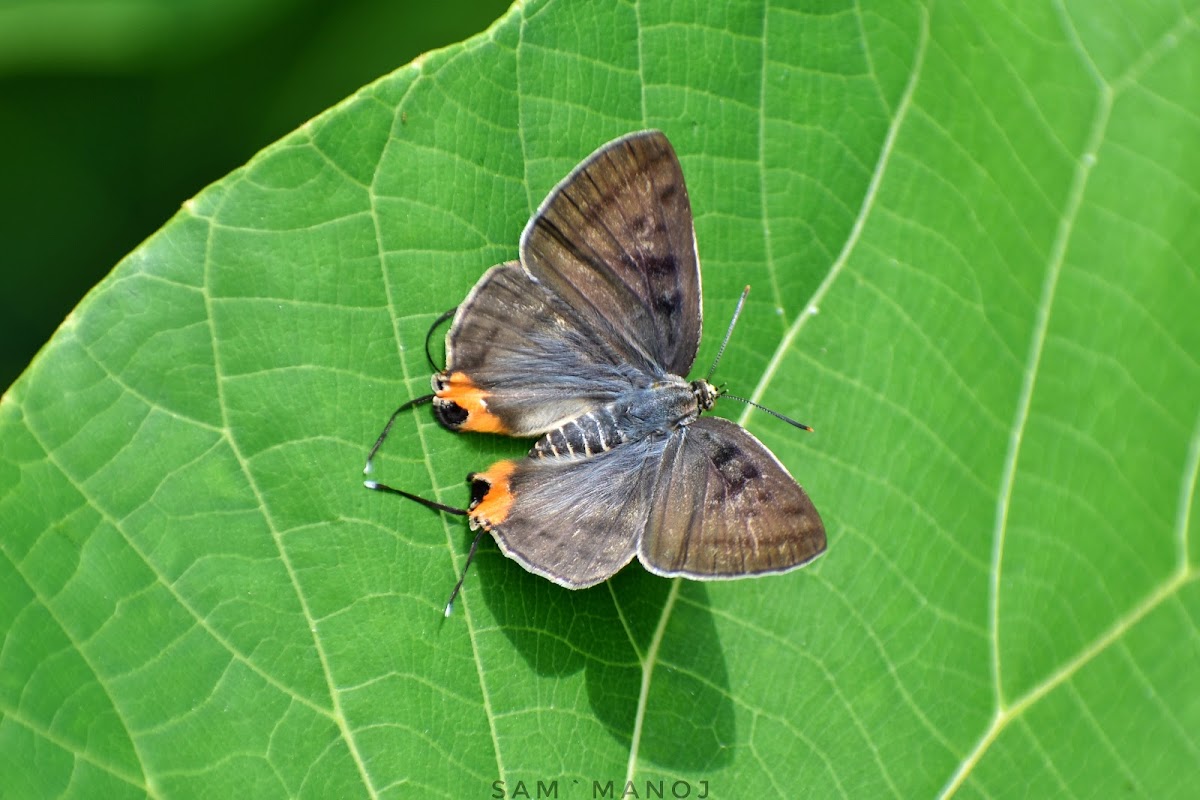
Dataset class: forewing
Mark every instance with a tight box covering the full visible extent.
[437,262,646,436]
[639,417,826,578]
[520,130,702,377]
[471,438,668,588]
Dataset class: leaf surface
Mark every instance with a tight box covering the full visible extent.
[2,1,1198,797]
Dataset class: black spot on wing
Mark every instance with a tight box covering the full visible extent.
[434,400,469,429]
[643,253,677,278]
[468,473,490,510]
[632,213,668,239]
[642,253,682,318]
[709,439,761,494]
[654,288,683,317]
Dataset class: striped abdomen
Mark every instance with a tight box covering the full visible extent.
[530,407,628,459]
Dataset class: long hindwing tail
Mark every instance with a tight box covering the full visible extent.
[638,418,826,578]
[471,438,668,588]
[520,130,702,377]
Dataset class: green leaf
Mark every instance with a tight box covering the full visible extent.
[3,1,1198,797]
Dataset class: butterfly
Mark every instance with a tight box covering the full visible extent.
[366,130,825,611]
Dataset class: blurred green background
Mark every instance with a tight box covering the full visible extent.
[0,0,511,391]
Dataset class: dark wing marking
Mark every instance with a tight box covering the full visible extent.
[471,438,668,588]
[520,130,702,377]
[438,262,647,436]
[638,417,825,578]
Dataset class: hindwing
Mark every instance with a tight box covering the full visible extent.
[434,131,702,436]
[639,417,826,578]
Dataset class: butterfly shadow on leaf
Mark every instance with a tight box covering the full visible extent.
[473,546,736,772]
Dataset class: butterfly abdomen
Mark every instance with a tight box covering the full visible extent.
[530,407,627,458]
[530,380,701,459]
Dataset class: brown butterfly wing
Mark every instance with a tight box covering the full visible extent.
[638,418,826,578]
[438,261,648,437]
[471,437,668,588]
[520,130,702,378]
[474,415,824,587]
[437,130,702,436]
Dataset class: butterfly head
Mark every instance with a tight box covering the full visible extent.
[690,379,719,413]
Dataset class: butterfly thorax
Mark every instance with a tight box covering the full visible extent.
[529,377,718,460]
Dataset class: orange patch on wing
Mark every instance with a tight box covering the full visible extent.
[469,460,518,528]
[435,371,509,433]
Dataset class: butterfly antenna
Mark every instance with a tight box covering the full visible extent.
[704,287,815,432]
[443,530,485,617]
[363,394,435,474]
[706,286,751,380]
[721,392,814,432]
[424,307,457,372]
